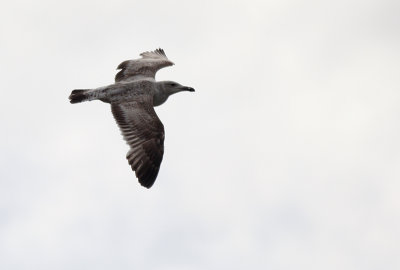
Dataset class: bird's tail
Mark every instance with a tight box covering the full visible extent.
[69,89,91,104]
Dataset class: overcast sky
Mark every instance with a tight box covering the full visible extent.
[1,0,399,269]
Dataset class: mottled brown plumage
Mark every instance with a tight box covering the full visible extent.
[69,48,194,188]
[115,48,174,82]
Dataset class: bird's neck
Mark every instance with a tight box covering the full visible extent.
[153,83,170,106]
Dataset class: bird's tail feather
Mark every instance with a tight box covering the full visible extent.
[69,89,90,104]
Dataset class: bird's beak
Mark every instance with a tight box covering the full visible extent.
[181,86,195,92]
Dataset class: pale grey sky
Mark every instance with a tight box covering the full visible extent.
[1,0,399,269]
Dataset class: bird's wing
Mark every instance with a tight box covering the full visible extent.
[115,48,174,83]
[111,95,165,188]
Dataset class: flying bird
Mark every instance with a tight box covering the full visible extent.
[69,49,195,188]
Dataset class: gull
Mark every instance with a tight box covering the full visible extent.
[69,49,195,188]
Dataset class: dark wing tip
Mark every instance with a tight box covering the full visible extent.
[133,151,162,189]
[138,176,157,189]
[140,48,168,59]
[155,48,166,57]
[133,160,160,189]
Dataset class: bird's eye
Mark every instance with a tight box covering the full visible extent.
[170,83,177,87]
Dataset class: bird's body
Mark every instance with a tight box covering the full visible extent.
[71,80,155,104]
[69,49,194,188]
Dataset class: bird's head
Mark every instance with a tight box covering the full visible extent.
[159,81,195,95]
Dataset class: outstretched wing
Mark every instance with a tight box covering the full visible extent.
[115,48,174,83]
[111,95,165,188]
